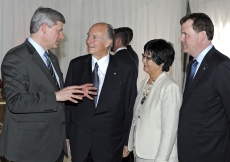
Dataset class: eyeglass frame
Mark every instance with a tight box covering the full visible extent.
[142,53,153,61]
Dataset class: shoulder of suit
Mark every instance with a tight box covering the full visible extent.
[69,54,91,65]
[159,72,179,87]
[112,54,132,66]
[71,54,90,61]
[205,52,229,67]
[6,40,28,55]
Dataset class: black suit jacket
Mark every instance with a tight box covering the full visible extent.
[65,54,137,162]
[0,39,67,162]
[127,45,139,68]
[115,49,138,78]
[178,47,230,162]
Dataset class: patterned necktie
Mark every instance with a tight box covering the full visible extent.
[188,59,198,88]
[93,62,99,107]
[44,52,60,89]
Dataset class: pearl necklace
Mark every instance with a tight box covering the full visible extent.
[141,79,155,105]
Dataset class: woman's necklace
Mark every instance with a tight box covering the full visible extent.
[141,79,155,105]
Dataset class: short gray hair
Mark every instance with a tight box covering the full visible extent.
[105,24,114,49]
[30,7,65,34]
[105,24,114,41]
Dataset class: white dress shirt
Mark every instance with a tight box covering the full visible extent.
[91,54,110,104]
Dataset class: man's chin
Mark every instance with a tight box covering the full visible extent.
[87,49,94,54]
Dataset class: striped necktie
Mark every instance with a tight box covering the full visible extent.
[44,52,60,89]
[188,59,198,88]
[92,62,99,107]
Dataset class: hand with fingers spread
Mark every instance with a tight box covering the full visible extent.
[55,84,97,103]
[55,86,84,103]
[81,83,97,100]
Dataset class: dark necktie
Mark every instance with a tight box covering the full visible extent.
[188,59,198,88]
[93,62,99,107]
[44,52,60,89]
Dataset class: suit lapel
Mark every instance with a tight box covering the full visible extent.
[183,47,215,102]
[81,55,93,84]
[25,40,60,91]
[97,55,118,107]
[49,51,64,89]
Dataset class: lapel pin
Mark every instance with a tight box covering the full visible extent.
[203,67,205,70]
[114,73,116,75]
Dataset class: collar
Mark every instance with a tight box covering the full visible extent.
[92,53,110,75]
[28,37,46,56]
[115,47,127,53]
[195,44,213,64]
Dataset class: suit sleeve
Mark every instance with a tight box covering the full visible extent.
[124,66,137,145]
[1,52,57,114]
[155,83,182,162]
[214,61,230,128]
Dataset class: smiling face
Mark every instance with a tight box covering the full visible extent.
[86,23,112,59]
[180,19,201,57]
[44,21,64,50]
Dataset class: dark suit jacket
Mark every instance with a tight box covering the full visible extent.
[65,54,137,162]
[127,45,139,68]
[178,47,230,162]
[0,39,67,162]
[115,48,138,77]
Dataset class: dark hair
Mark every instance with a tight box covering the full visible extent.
[114,28,129,46]
[30,7,65,34]
[180,13,214,40]
[118,27,133,43]
[144,39,175,72]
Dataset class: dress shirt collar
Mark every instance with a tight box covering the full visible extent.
[92,53,110,75]
[115,47,127,53]
[195,44,213,64]
[192,44,213,76]
[28,37,46,56]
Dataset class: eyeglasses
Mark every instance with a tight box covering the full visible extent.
[142,54,152,61]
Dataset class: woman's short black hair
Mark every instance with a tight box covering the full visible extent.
[144,39,175,72]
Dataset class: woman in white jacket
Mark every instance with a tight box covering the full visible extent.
[128,39,182,162]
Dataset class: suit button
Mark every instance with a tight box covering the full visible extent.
[138,115,140,118]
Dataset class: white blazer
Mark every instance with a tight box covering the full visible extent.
[128,72,182,162]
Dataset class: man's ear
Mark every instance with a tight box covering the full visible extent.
[199,31,207,42]
[40,23,48,34]
[105,39,113,48]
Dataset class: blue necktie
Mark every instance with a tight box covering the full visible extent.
[188,59,198,88]
[44,52,60,89]
[93,63,99,107]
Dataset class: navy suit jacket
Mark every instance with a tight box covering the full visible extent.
[178,47,230,162]
[65,54,137,162]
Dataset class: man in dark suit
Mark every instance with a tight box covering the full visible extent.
[119,27,139,68]
[113,28,137,162]
[178,13,230,162]
[113,28,138,77]
[65,23,137,162]
[0,7,95,162]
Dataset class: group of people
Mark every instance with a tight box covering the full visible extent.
[0,6,230,162]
